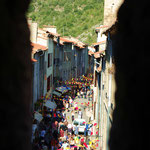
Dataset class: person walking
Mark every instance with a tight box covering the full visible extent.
[69,137,75,148]
[59,127,64,138]
[69,97,73,107]
[84,123,89,143]
[71,110,75,122]
[62,141,69,150]
[80,135,85,145]
[74,124,79,135]
[66,102,69,112]
[40,128,46,141]
[84,123,89,137]
[78,109,83,119]
[67,123,72,134]
[80,90,83,98]
[77,91,80,98]
[87,90,90,101]
[51,138,58,150]
[62,110,66,121]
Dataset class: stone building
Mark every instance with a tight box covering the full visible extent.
[90,1,124,150]
[1,1,149,150]
[104,0,124,26]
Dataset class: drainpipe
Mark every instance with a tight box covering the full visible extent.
[96,71,100,124]
[106,32,112,150]
[76,52,77,78]
[99,57,103,149]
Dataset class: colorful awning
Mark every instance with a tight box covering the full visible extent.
[56,86,68,94]
[44,100,57,109]
[53,91,62,97]
[34,112,43,122]
[56,86,71,94]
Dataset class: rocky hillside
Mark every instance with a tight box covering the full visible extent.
[27,0,104,44]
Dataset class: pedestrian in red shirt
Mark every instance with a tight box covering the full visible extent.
[80,135,85,145]
[59,127,64,137]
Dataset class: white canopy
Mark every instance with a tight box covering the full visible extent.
[44,100,57,109]
[53,90,62,97]
[34,112,43,122]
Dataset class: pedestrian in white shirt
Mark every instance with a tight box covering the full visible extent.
[66,102,69,111]
[78,109,83,119]
[69,98,73,107]
[68,123,72,134]
[80,90,83,98]
[62,141,69,150]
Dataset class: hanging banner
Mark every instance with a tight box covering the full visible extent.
[53,91,62,97]
[44,100,57,109]
[34,112,43,122]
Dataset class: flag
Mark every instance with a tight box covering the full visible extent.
[94,123,97,126]
[83,143,88,148]
[96,143,98,147]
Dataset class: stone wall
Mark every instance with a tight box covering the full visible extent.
[0,1,149,150]
[104,0,124,25]
[109,1,150,150]
[0,0,32,150]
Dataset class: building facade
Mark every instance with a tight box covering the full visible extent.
[90,1,124,150]
[29,19,90,112]
[31,43,47,110]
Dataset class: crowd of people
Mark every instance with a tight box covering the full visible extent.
[32,87,95,150]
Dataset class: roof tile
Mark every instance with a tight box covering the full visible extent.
[92,41,106,46]
[31,43,48,51]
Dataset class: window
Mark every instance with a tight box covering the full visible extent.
[48,53,50,68]
[64,52,71,62]
[48,53,52,67]
[50,74,52,87]
[47,76,50,92]
[50,53,52,66]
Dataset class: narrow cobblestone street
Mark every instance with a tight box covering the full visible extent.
[65,97,92,124]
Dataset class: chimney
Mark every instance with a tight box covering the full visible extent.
[29,21,38,43]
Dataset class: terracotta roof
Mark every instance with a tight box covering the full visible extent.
[103,22,118,36]
[88,46,95,52]
[92,41,106,46]
[31,43,48,51]
[60,37,74,43]
[47,31,60,37]
[37,36,47,40]
[68,37,83,44]
[88,46,95,49]
[88,50,94,56]
[73,41,86,49]
[94,53,100,58]
[31,58,37,62]
[75,44,85,49]
[43,25,56,28]
[94,50,105,58]
[63,37,87,48]
[96,25,109,30]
